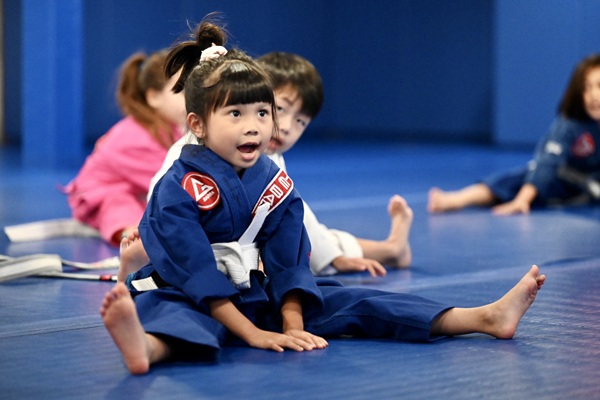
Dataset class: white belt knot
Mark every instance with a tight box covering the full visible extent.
[212,242,259,289]
[213,201,270,289]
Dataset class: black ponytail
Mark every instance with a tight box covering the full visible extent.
[165,13,228,93]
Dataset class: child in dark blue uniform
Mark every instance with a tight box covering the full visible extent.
[429,54,600,214]
[100,16,546,375]
[118,51,412,281]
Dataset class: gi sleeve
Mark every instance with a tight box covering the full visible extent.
[259,193,323,311]
[525,118,579,199]
[302,201,344,275]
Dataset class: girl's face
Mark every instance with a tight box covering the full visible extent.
[583,66,600,122]
[147,71,187,127]
[189,102,274,172]
[266,85,312,155]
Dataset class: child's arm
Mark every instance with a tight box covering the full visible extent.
[209,297,321,352]
[280,290,328,349]
[492,183,538,215]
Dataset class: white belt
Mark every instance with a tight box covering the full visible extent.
[131,202,270,292]
[212,201,270,289]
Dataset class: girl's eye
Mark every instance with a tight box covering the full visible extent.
[258,110,269,117]
[297,119,307,127]
[231,110,241,117]
[276,106,284,113]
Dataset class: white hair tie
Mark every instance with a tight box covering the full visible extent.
[200,44,228,62]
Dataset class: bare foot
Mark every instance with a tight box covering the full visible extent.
[483,265,546,339]
[100,283,152,374]
[118,230,150,282]
[431,265,545,338]
[427,187,462,213]
[382,195,413,268]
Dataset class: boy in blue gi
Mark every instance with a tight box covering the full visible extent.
[428,54,600,214]
[101,16,546,375]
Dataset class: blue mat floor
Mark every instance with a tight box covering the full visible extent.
[1,140,599,399]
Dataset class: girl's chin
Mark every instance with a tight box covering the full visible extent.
[239,152,259,163]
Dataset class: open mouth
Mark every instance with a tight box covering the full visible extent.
[238,143,260,154]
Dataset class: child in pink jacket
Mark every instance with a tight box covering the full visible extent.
[65,50,186,245]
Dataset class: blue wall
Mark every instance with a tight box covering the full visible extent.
[4,0,600,168]
[82,0,333,148]
[493,0,600,146]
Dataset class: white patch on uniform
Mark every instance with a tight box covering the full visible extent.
[544,141,563,156]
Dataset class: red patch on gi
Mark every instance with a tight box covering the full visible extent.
[182,172,220,210]
[571,132,595,158]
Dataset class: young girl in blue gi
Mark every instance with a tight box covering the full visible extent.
[100,17,546,375]
[428,54,600,215]
[118,51,412,281]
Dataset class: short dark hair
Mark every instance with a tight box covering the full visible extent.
[258,52,324,119]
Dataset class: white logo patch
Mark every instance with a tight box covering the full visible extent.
[544,141,563,156]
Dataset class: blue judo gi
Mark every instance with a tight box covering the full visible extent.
[128,144,451,360]
[484,117,600,205]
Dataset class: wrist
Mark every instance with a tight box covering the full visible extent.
[281,291,304,332]
[331,256,344,269]
[282,309,304,332]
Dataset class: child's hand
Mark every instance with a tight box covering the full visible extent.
[284,329,329,350]
[492,199,531,215]
[332,256,387,277]
[245,329,323,352]
[493,183,536,216]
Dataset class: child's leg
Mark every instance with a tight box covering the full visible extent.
[356,195,413,268]
[428,183,496,213]
[430,265,545,338]
[100,283,171,374]
[118,229,150,282]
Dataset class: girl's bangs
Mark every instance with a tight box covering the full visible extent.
[215,63,274,108]
[221,80,274,107]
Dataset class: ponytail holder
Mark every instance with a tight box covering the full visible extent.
[200,44,228,62]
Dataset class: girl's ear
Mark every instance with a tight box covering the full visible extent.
[145,89,161,109]
[187,113,205,139]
